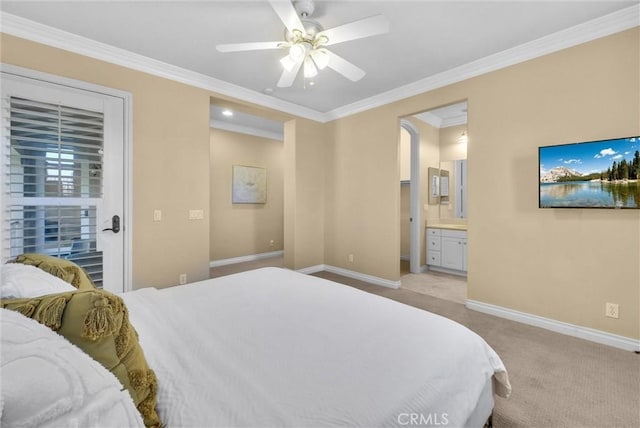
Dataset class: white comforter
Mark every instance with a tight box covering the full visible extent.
[123,268,510,428]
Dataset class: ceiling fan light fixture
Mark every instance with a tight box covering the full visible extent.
[217,1,389,88]
[289,42,310,60]
[310,48,330,70]
[280,54,298,72]
[303,57,318,78]
[295,0,315,18]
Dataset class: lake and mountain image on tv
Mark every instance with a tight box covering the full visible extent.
[539,136,640,208]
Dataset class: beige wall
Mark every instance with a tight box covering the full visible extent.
[406,118,440,266]
[1,34,211,288]
[400,127,411,182]
[209,129,283,261]
[439,124,468,221]
[439,124,468,162]
[328,29,639,339]
[324,111,401,278]
[3,27,638,340]
[283,119,326,270]
[465,29,639,339]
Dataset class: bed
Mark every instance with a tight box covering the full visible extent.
[1,260,510,428]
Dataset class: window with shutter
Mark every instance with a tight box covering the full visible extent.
[4,96,105,287]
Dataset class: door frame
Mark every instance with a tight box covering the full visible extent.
[0,64,134,291]
[400,119,421,274]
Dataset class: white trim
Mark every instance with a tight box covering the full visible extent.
[1,5,637,123]
[466,299,640,352]
[1,63,131,102]
[428,265,467,277]
[441,115,468,128]
[209,250,284,268]
[0,64,134,292]
[297,264,401,289]
[122,91,134,292]
[324,4,640,121]
[296,264,325,275]
[400,119,421,274]
[413,112,443,128]
[413,112,467,129]
[0,12,325,123]
[210,120,284,141]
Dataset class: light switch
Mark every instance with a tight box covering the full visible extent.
[189,209,204,220]
[153,209,162,221]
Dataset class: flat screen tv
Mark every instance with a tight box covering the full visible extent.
[539,136,640,209]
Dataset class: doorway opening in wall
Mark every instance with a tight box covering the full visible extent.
[398,101,469,304]
[208,100,286,277]
[399,120,421,275]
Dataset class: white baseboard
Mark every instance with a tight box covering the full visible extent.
[297,264,401,289]
[209,250,284,268]
[466,299,640,352]
[400,255,410,261]
[427,266,467,277]
[296,264,325,275]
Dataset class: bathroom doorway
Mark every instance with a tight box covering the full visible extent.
[399,120,421,274]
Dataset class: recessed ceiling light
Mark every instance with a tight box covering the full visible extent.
[222,109,233,117]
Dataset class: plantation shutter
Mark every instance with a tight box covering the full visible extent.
[3,96,105,287]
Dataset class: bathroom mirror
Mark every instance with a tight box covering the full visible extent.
[439,159,467,219]
[411,100,468,217]
[428,167,440,205]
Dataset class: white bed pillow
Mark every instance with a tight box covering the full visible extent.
[1,262,77,298]
[0,308,145,428]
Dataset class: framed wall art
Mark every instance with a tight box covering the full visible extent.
[232,165,267,204]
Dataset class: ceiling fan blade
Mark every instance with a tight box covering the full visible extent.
[318,15,389,46]
[277,58,304,87]
[269,0,305,35]
[216,41,284,53]
[326,50,366,82]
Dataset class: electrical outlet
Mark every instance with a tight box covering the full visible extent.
[179,273,187,285]
[153,209,162,221]
[269,239,275,247]
[605,302,619,319]
[348,254,354,263]
[188,209,204,220]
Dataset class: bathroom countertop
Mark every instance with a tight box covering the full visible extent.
[426,223,468,231]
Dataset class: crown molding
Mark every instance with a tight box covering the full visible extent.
[2,4,638,124]
[210,120,284,141]
[413,112,442,128]
[415,111,468,129]
[441,114,468,128]
[0,11,325,123]
[324,4,640,121]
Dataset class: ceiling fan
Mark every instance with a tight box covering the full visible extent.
[216,0,390,88]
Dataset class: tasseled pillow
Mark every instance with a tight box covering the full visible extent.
[1,289,161,428]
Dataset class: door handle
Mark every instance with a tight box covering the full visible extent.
[102,215,120,234]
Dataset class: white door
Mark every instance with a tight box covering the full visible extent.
[1,73,125,293]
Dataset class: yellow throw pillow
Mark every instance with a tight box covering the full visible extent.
[11,253,96,290]
[1,289,161,428]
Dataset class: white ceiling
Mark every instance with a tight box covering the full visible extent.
[210,105,285,139]
[1,1,638,122]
